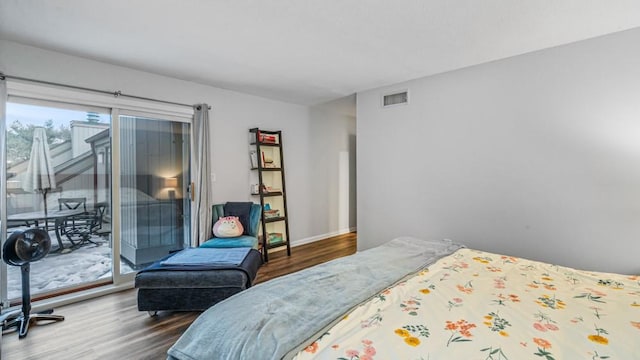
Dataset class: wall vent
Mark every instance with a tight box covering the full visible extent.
[382,90,409,107]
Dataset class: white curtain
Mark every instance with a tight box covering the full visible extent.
[191,104,213,246]
[0,77,6,227]
[1,76,7,305]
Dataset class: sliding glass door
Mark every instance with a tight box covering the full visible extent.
[3,98,112,301]
[1,90,192,305]
[118,113,191,273]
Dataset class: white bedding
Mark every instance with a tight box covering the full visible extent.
[292,248,640,359]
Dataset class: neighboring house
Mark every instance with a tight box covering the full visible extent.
[6,121,108,214]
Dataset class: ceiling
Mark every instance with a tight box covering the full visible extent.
[1,1,640,105]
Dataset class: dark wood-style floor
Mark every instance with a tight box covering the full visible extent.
[1,232,356,360]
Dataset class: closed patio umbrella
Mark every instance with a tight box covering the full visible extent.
[22,127,56,215]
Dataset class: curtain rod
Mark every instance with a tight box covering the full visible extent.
[0,73,211,110]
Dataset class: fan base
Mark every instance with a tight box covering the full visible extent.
[2,309,65,338]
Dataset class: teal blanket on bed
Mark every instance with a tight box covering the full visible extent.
[167,237,463,360]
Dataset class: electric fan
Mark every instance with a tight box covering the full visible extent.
[1,228,64,338]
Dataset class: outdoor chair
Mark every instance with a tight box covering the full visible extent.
[57,198,107,247]
[53,197,88,232]
[58,197,87,212]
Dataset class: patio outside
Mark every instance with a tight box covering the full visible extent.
[4,99,190,304]
[5,227,132,300]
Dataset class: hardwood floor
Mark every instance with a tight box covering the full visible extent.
[1,232,356,360]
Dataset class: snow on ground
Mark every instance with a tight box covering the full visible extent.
[6,230,133,300]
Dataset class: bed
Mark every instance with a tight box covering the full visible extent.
[167,237,640,359]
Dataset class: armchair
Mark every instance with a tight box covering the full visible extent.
[200,203,261,249]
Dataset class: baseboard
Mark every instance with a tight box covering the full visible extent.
[290,227,356,248]
[28,282,134,314]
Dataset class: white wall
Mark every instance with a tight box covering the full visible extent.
[0,40,354,244]
[307,95,357,242]
[357,28,640,274]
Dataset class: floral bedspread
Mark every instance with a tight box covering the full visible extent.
[293,248,640,360]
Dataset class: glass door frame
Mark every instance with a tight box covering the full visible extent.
[114,109,192,281]
[1,81,194,310]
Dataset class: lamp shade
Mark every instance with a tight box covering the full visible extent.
[164,177,178,188]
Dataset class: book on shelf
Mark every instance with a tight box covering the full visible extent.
[251,131,277,143]
[264,209,280,219]
[267,232,284,244]
[260,185,281,193]
[259,133,278,144]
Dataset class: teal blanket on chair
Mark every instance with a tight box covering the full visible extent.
[167,237,463,360]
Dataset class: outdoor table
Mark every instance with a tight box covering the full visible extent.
[7,209,85,251]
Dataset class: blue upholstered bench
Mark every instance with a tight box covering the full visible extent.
[134,248,262,313]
